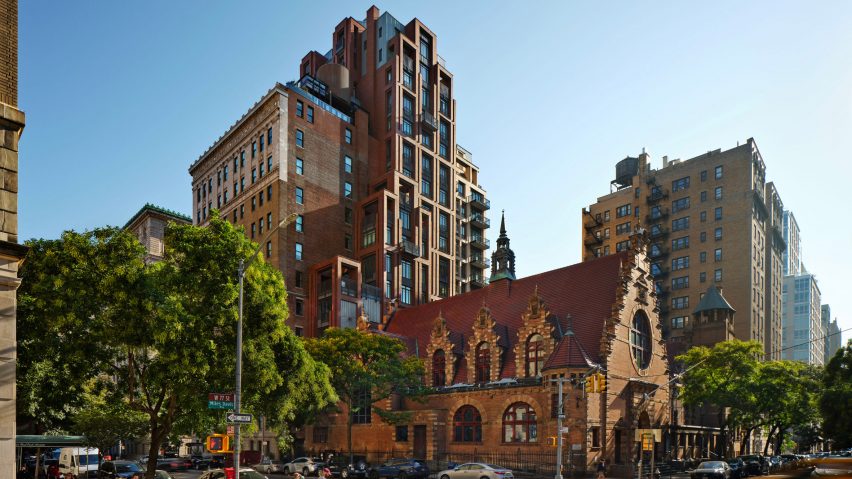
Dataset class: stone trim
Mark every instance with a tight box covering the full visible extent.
[467,304,502,383]
[513,286,557,379]
[425,313,455,387]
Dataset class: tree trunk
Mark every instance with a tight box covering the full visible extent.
[763,425,777,456]
[742,427,754,455]
[347,400,354,466]
[146,422,164,479]
[775,424,785,454]
[717,410,727,459]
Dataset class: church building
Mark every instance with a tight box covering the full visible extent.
[305,216,672,477]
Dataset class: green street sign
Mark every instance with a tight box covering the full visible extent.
[208,400,235,409]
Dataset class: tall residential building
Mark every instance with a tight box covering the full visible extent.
[0,0,26,473]
[453,144,490,293]
[826,315,842,363]
[188,7,488,337]
[782,210,801,276]
[781,273,823,365]
[581,139,785,357]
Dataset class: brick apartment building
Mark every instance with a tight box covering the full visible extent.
[0,0,26,474]
[581,139,786,361]
[303,228,675,477]
[188,6,490,337]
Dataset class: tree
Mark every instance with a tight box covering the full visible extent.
[74,381,148,470]
[305,328,425,462]
[18,216,335,479]
[676,340,763,458]
[751,361,820,455]
[820,339,852,448]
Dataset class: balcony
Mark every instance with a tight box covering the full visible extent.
[470,215,490,229]
[651,268,669,279]
[421,111,438,132]
[584,236,603,248]
[468,194,490,211]
[649,246,669,259]
[340,278,357,297]
[647,190,669,203]
[646,208,670,223]
[470,256,490,269]
[469,275,487,288]
[470,237,490,250]
[398,239,421,258]
[649,226,669,240]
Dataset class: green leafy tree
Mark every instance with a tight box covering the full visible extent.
[751,361,820,454]
[677,340,763,457]
[305,328,425,462]
[18,216,334,479]
[74,381,148,470]
[820,339,852,448]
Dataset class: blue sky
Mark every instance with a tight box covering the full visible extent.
[19,1,852,346]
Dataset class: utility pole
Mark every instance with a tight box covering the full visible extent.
[552,377,570,479]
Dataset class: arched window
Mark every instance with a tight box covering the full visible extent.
[525,334,544,377]
[432,350,446,387]
[475,342,490,383]
[630,311,652,369]
[453,405,482,442]
[503,402,537,443]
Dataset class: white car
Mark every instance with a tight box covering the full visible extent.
[283,457,322,476]
[252,457,279,475]
[199,467,268,479]
[437,463,514,479]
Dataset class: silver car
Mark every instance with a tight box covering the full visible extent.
[437,463,513,479]
[283,457,322,476]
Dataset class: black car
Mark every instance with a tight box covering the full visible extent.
[725,458,746,479]
[326,455,368,479]
[368,459,429,479]
[736,455,767,476]
[99,461,146,479]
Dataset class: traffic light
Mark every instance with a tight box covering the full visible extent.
[547,436,558,447]
[585,375,595,394]
[597,373,607,394]
[207,434,230,453]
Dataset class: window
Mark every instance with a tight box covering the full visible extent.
[295,271,304,288]
[591,426,601,448]
[672,176,690,192]
[454,405,482,443]
[267,185,273,201]
[313,426,328,444]
[715,207,722,220]
[252,141,257,158]
[700,170,707,182]
[351,387,371,424]
[251,223,256,238]
[345,128,352,144]
[700,211,707,222]
[714,186,723,200]
[223,166,229,181]
[307,106,314,123]
[630,311,652,369]
[672,236,689,251]
[344,233,352,250]
[715,165,723,179]
[503,403,537,443]
[671,316,687,329]
[672,197,690,213]
[295,243,303,260]
[296,187,304,204]
[700,252,707,263]
[672,256,690,270]
[267,212,272,227]
[251,168,257,184]
[672,216,689,231]
[701,191,707,202]
[296,158,304,175]
[296,100,304,117]
[715,227,723,240]
[700,231,707,242]
[295,215,303,233]
[267,127,272,145]
[714,269,723,282]
[240,150,245,168]
[395,425,408,442]
[475,342,490,383]
[251,197,256,211]
[258,217,264,235]
[616,204,631,218]
[296,129,304,148]
[432,350,446,387]
[240,204,244,218]
[672,275,689,290]
[715,248,722,261]
[259,134,264,153]
[267,155,272,173]
[525,334,544,377]
[616,221,631,235]
[266,241,272,258]
[672,296,689,309]
[604,210,610,221]
[616,240,631,252]
[700,271,707,282]
[344,182,353,198]
[400,260,412,305]
[344,155,353,173]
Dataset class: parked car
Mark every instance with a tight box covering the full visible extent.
[766,456,782,473]
[736,455,767,476]
[368,459,429,479]
[283,457,323,476]
[690,461,730,479]
[98,460,145,479]
[199,468,268,479]
[779,454,800,469]
[252,457,279,475]
[156,457,192,471]
[437,463,513,479]
[325,455,368,479]
[724,458,746,479]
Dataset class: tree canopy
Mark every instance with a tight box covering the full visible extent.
[821,339,852,448]
[18,215,334,479]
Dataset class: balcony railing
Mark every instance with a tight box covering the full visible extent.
[469,276,487,288]
[470,256,490,269]
[421,111,438,132]
[470,237,490,250]
[649,227,669,240]
[468,194,490,210]
[647,190,669,203]
[649,246,669,259]
[584,236,603,248]
[470,215,490,229]
[398,239,421,257]
[340,279,357,297]
[646,208,670,223]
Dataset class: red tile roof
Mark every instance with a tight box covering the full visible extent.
[384,253,627,380]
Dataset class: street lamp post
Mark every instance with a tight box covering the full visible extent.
[234,213,298,478]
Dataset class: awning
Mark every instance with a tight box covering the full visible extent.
[15,435,88,447]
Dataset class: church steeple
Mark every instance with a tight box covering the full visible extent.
[490,210,516,282]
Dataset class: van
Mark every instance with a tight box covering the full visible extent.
[58,447,100,478]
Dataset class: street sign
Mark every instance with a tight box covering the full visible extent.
[226,425,235,435]
[561,427,570,434]
[208,393,235,410]
[226,412,253,424]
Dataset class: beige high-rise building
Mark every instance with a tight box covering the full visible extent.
[581,139,785,357]
[453,144,490,293]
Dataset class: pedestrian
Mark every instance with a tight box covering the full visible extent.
[322,467,332,479]
[294,472,302,479]
[596,458,606,479]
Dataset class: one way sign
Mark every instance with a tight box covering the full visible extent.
[226,413,253,424]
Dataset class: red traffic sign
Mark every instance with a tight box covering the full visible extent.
[209,393,234,402]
